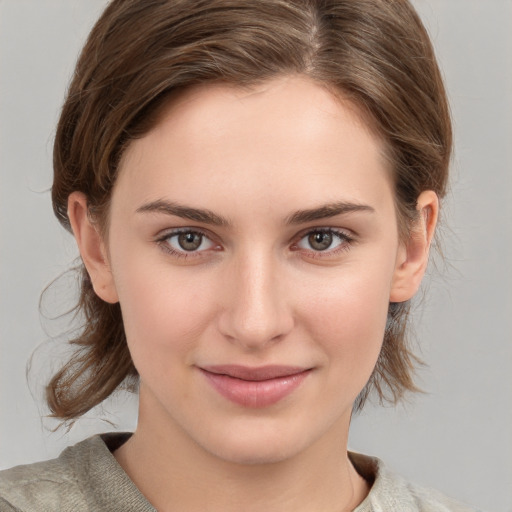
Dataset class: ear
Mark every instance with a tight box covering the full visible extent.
[67,191,119,304]
[390,190,439,303]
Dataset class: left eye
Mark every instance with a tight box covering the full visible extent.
[295,230,347,252]
[165,231,216,252]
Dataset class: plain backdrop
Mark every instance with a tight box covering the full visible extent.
[1,1,511,511]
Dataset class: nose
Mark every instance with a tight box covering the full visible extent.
[217,251,294,351]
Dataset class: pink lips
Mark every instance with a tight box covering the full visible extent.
[200,365,311,408]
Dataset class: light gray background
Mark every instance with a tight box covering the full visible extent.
[1,1,511,511]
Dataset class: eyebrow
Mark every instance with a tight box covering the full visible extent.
[136,199,374,227]
[285,202,375,225]
[136,200,229,226]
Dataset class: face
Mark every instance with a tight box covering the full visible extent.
[92,76,416,464]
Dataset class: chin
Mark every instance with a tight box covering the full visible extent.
[193,416,325,466]
[206,437,300,466]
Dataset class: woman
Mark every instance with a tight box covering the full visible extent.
[0,1,482,510]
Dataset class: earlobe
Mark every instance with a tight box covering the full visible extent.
[389,190,439,303]
[67,192,119,304]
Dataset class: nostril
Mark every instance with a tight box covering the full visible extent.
[217,300,294,349]
[216,257,294,348]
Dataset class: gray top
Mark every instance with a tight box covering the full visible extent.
[0,433,481,512]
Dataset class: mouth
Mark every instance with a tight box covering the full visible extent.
[199,365,312,408]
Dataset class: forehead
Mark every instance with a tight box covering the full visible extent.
[114,76,394,219]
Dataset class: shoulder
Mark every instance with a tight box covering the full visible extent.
[0,445,85,511]
[350,452,485,512]
[0,435,106,512]
[0,433,151,512]
[407,482,482,512]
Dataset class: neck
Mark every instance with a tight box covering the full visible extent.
[114,394,369,512]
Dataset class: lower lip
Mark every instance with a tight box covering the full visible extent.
[200,369,311,408]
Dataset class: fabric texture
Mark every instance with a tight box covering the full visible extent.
[0,433,481,512]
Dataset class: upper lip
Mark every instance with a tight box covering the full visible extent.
[200,365,310,381]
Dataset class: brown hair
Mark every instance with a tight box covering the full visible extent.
[48,0,452,420]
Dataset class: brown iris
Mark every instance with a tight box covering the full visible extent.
[178,232,203,251]
[308,232,333,251]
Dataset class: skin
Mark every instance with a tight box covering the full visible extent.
[69,76,438,512]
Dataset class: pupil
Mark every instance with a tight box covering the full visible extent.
[309,232,332,251]
[178,232,202,251]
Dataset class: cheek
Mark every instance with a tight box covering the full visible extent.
[299,262,393,387]
[111,252,217,367]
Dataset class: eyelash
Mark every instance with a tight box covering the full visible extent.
[156,228,219,259]
[291,228,355,258]
[155,227,355,260]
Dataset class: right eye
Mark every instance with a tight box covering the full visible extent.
[157,229,219,257]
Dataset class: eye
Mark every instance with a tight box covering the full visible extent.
[294,228,352,254]
[305,231,337,251]
[158,229,218,256]
[174,232,205,251]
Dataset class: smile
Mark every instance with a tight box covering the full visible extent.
[199,365,312,408]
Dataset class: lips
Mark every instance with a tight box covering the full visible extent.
[199,365,311,408]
